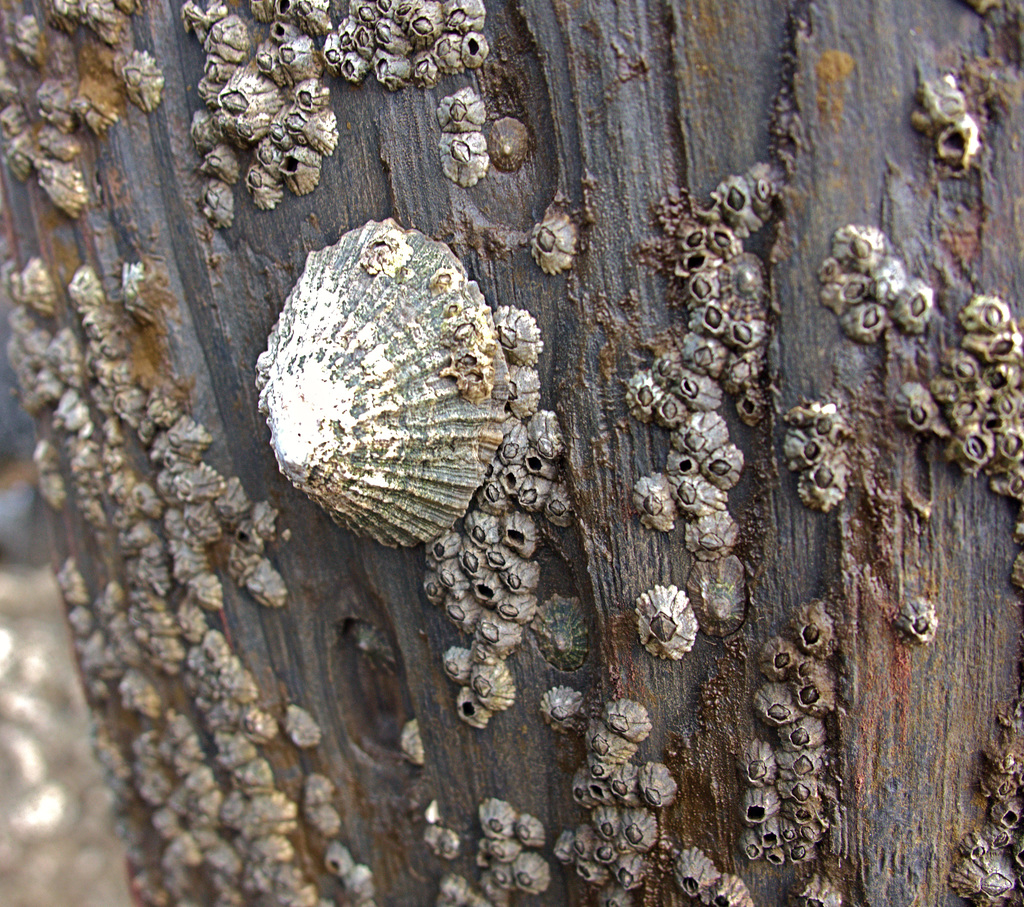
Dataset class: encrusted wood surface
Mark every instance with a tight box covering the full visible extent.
[2,0,1023,904]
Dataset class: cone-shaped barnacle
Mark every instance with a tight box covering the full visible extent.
[635,584,699,660]
[119,50,165,112]
[531,202,577,274]
[256,220,508,546]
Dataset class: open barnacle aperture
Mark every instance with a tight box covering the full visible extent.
[256,220,509,546]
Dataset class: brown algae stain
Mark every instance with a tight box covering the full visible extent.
[77,41,127,121]
[816,49,856,129]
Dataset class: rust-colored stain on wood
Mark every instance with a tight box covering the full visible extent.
[815,49,856,129]
[76,41,127,121]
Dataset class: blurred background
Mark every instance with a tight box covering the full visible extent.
[0,295,133,907]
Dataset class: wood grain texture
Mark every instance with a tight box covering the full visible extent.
[3,0,1022,903]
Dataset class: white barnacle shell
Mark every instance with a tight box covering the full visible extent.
[284,704,322,747]
[635,585,698,659]
[256,220,509,546]
[531,204,577,275]
[119,50,165,112]
[399,718,425,765]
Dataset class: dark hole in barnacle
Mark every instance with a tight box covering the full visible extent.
[461,698,477,717]
[284,156,299,174]
[466,37,479,56]
[747,805,766,822]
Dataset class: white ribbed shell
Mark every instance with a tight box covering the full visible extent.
[256,220,508,546]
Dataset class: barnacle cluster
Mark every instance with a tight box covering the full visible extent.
[552,698,677,906]
[634,583,699,660]
[912,72,981,170]
[890,294,1024,589]
[818,224,935,345]
[782,399,852,512]
[637,164,778,422]
[0,0,161,218]
[437,86,489,187]
[182,0,489,224]
[740,600,838,866]
[473,798,550,900]
[950,708,1024,906]
[182,0,340,224]
[628,168,778,574]
[673,846,754,906]
[324,0,488,90]
[425,303,575,727]
[628,361,742,560]
[7,254,370,905]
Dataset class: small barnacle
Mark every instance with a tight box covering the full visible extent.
[508,851,550,894]
[284,704,322,748]
[894,382,944,434]
[201,179,235,228]
[758,635,800,682]
[437,86,486,133]
[701,443,744,491]
[514,812,545,849]
[456,685,493,727]
[625,370,662,423]
[442,646,473,684]
[470,659,516,711]
[798,455,851,512]
[480,833,523,863]
[425,823,461,860]
[531,204,578,275]
[637,761,677,808]
[635,585,699,660]
[753,682,798,727]
[792,599,835,657]
[894,596,938,645]
[438,130,490,188]
[791,875,843,907]
[831,224,889,275]
[460,30,488,67]
[780,714,828,750]
[892,279,934,335]
[540,685,583,730]
[740,739,778,787]
[533,594,589,671]
[479,797,518,839]
[674,368,723,412]
[57,557,90,607]
[633,474,677,532]
[587,719,639,764]
[14,15,44,67]
[962,294,1012,335]
[11,258,58,316]
[684,510,739,561]
[840,301,890,344]
[741,786,780,826]
[494,305,543,367]
[618,807,657,852]
[703,874,755,907]
[119,50,165,113]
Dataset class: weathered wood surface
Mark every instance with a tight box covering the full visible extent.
[3,0,1023,904]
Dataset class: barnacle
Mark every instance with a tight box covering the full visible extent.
[635,585,699,659]
[913,73,981,169]
[894,596,938,645]
[531,204,578,274]
[120,50,165,112]
[633,473,677,532]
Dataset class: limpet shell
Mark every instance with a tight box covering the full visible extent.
[256,219,509,546]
